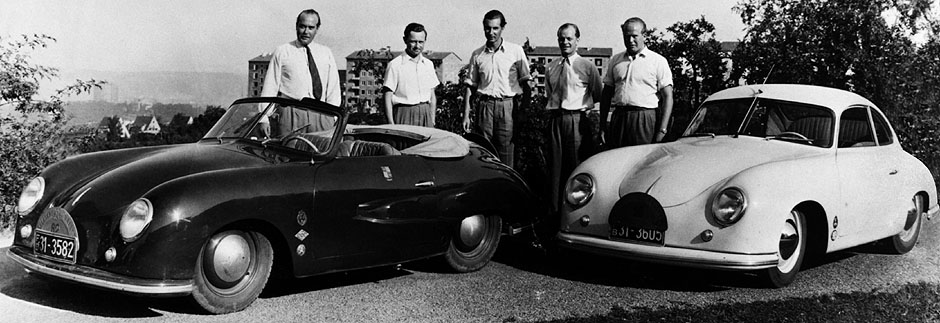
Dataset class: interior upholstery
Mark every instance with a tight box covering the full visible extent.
[286,134,333,152]
[838,119,875,147]
[336,140,402,157]
[786,116,833,147]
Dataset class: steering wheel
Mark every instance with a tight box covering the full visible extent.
[283,135,320,153]
[777,131,810,141]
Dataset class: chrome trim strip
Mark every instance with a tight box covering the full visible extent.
[556,232,778,270]
[7,247,192,296]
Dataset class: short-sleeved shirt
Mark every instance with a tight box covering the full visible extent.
[465,40,531,98]
[383,54,441,105]
[603,47,673,109]
[545,53,603,111]
[261,40,341,107]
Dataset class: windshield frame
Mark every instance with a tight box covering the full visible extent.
[683,97,835,148]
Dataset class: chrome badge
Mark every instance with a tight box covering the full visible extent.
[381,166,393,181]
[297,210,307,226]
[295,229,309,241]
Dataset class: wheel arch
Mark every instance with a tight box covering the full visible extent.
[794,200,830,258]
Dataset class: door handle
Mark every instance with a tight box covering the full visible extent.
[889,169,898,175]
[415,181,435,188]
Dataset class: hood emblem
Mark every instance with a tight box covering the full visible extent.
[295,229,309,241]
[297,210,308,226]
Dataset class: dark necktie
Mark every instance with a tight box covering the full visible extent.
[305,45,323,100]
[557,57,570,103]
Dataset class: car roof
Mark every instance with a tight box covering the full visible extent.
[705,84,878,114]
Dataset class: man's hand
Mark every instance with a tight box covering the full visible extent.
[654,132,666,143]
[462,116,472,133]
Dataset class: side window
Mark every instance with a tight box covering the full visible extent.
[870,108,894,145]
[838,107,874,148]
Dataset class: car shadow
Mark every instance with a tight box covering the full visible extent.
[491,235,865,292]
[259,264,412,298]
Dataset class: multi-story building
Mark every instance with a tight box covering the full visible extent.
[524,46,613,96]
[344,48,462,112]
[247,53,271,97]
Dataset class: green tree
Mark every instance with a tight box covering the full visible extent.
[731,0,940,186]
[0,34,104,228]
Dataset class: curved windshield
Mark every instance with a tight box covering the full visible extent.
[204,101,338,153]
[683,98,834,148]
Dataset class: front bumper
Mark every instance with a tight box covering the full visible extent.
[927,204,939,221]
[556,232,778,271]
[7,246,192,296]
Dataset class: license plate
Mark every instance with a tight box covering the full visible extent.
[610,226,665,246]
[33,230,78,263]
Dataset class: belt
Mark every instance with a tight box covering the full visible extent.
[393,102,429,108]
[612,105,651,112]
[549,109,586,116]
[478,94,514,101]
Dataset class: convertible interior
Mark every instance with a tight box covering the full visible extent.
[285,125,470,158]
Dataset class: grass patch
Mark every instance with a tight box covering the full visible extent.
[534,282,940,323]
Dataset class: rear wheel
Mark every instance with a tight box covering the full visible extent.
[886,195,924,254]
[762,209,807,288]
[443,215,501,272]
[192,230,273,314]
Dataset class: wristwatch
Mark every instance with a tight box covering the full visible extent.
[659,128,668,134]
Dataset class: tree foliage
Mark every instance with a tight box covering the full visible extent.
[0,34,104,228]
[731,0,940,185]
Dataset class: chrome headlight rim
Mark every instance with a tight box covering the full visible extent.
[120,198,154,242]
[17,177,45,216]
[711,187,747,226]
[565,173,596,208]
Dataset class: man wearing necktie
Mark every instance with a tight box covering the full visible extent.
[261,9,341,136]
[544,23,602,212]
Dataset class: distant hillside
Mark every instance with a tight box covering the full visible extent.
[59,69,246,107]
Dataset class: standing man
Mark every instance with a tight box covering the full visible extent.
[462,10,532,166]
[261,9,341,135]
[382,23,441,127]
[545,23,602,211]
[600,17,673,148]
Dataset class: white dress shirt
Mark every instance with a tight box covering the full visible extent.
[603,47,673,109]
[465,40,531,98]
[545,53,602,111]
[384,53,440,105]
[261,40,341,107]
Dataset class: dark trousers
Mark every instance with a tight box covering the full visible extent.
[548,110,592,212]
[474,96,514,166]
[393,102,434,127]
[607,108,656,148]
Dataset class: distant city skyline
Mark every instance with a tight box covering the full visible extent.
[2,0,747,76]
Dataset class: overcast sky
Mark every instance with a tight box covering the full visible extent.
[1,0,746,75]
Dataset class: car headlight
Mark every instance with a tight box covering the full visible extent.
[565,173,595,207]
[17,177,45,215]
[712,187,747,226]
[120,198,153,242]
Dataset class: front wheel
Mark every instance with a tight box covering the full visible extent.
[192,230,273,314]
[762,209,807,288]
[443,215,502,272]
[886,195,924,254]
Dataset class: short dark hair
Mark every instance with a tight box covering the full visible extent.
[558,23,580,38]
[621,17,646,33]
[483,10,507,27]
[296,9,321,27]
[403,22,427,38]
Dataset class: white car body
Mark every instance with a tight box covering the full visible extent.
[557,84,939,286]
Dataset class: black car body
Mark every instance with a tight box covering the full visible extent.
[8,97,542,313]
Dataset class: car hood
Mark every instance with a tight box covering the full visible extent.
[617,136,826,207]
[54,142,272,217]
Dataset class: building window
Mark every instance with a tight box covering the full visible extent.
[547,58,553,63]
[538,57,545,64]
[595,59,602,66]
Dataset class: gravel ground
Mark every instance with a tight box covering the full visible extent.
[0,218,937,322]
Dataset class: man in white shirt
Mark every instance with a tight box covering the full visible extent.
[462,10,532,167]
[600,17,674,148]
[382,23,441,127]
[545,23,602,212]
[260,9,341,136]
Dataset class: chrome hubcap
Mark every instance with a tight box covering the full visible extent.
[212,234,251,284]
[459,215,485,249]
[777,210,802,272]
[900,196,923,241]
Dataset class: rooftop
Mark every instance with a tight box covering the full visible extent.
[526,46,613,57]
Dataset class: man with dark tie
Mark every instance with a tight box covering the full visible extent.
[261,9,341,136]
[544,23,602,212]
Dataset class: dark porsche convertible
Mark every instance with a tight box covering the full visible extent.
[8,96,542,313]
